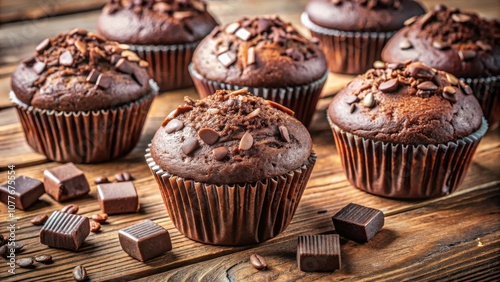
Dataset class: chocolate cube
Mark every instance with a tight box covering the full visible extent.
[40,211,90,250]
[297,234,341,272]
[43,163,90,202]
[332,203,384,243]
[118,220,172,261]
[97,182,139,215]
[0,176,45,209]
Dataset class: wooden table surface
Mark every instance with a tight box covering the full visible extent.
[0,0,499,281]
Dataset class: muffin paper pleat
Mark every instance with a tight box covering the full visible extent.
[189,64,328,127]
[145,149,316,245]
[130,42,198,91]
[10,80,158,163]
[328,116,488,199]
[462,75,500,130]
[301,12,394,75]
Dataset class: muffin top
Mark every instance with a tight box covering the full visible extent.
[304,0,425,32]
[150,89,313,184]
[191,16,327,88]
[97,0,218,45]
[382,5,500,78]
[328,60,483,145]
[11,29,153,112]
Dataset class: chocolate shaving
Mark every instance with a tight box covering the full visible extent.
[266,100,294,116]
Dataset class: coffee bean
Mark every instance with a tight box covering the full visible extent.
[363,93,375,108]
[239,132,254,151]
[165,118,184,134]
[13,242,24,251]
[17,258,34,268]
[73,265,88,282]
[379,78,399,93]
[115,172,132,182]
[198,128,220,145]
[182,137,199,155]
[34,254,53,263]
[250,254,267,270]
[90,221,101,233]
[31,214,49,225]
[61,204,79,214]
[91,213,108,223]
[94,176,109,185]
[279,126,290,143]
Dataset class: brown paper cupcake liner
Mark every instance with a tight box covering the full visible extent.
[301,12,394,75]
[129,42,198,91]
[145,148,316,245]
[10,80,159,164]
[328,116,488,199]
[189,64,328,127]
[461,75,500,130]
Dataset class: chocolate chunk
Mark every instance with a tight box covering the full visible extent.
[266,100,295,116]
[17,258,34,268]
[250,254,267,270]
[182,137,199,155]
[115,58,134,74]
[32,61,46,74]
[110,55,122,65]
[43,163,90,202]
[452,13,471,23]
[118,220,172,262]
[404,16,417,26]
[34,254,52,263]
[363,93,375,108]
[476,40,492,51]
[247,47,256,66]
[97,182,139,215]
[446,73,459,85]
[91,213,108,223]
[217,51,236,67]
[458,50,476,61]
[74,40,87,55]
[31,214,49,225]
[73,265,88,282]
[332,203,384,242]
[165,118,184,133]
[132,69,149,86]
[297,235,341,272]
[94,176,109,184]
[399,39,412,50]
[0,176,45,209]
[379,78,399,93]
[279,125,290,142]
[86,69,100,83]
[346,96,359,105]
[198,128,219,145]
[286,48,304,61]
[432,40,450,50]
[35,38,51,53]
[257,19,272,34]
[406,62,435,79]
[239,132,253,151]
[40,211,90,250]
[61,204,79,214]
[372,60,386,69]
[235,28,252,41]
[225,22,240,34]
[443,86,456,95]
[213,147,229,161]
[96,74,112,89]
[90,221,101,232]
[417,81,438,91]
[59,50,74,66]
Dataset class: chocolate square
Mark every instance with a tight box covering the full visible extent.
[97,182,139,215]
[297,235,341,272]
[40,211,90,250]
[118,220,172,261]
[332,203,384,243]
[43,163,90,202]
[0,176,45,210]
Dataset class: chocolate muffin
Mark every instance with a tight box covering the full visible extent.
[146,89,316,245]
[328,61,487,198]
[98,0,218,91]
[382,5,500,129]
[189,15,328,127]
[301,0,425,74]
[10,29,158,163]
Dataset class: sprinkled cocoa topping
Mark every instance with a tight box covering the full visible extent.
[107,0,207,15]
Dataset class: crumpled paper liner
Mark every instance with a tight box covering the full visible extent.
[130,42,198,91]
[10,80,158,163]
[462,75,500,130]
[301,12,394,75]
[328,116,488,199]
[146,148,317,245]
[189,64,328,127]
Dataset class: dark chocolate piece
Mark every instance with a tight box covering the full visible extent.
[118,220,172,262]
[379,78,399,93]
[59,50,74,66]
[297,234,341,272]
[43,163,90,202]
[0,176,45,210]
[96,74,112,89]
[332,203,384,243]
[40,211,90,250]
[97,182,139,215]
[86,69,100,83]
[115,58,134,74]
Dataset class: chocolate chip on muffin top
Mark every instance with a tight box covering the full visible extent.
[151,89,313,184]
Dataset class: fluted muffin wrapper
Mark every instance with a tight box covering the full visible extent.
[189,64,328,127]
[461,75,500,130]
[301,12,394,75]
[145,148,316,246]
[328,116,488,199]
[129,42,198,91]
[10,80,159,164]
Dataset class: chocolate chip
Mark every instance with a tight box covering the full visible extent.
[182,137,199,155]
[279,125,290,142]
[247,47,256,66]
[432,40,450,50]
[86,69,100,83]
[257,19,272,34]
[32,61,46,74]
[94,176,109,184]
[115,172,132,182]
[90,221,101,232]
[239,132,253,151]
[73,265,88,282]
[250,254,267,270]
[446,73,459,85]
[235,28,252,41]
[217,51,236,67]
[404,16,417,26]
[266,100,295,116]
[417,81,438,91]
[476,40,492,51]
[74,40,87,55]
[36,38,51,53]
[31,214,49,225]
[286,48,304,61]
[96,74,112,89]
[198,128,219,145]
[442,92,458,102]
[350,104,357,114]
[363,93,375,108]
[379,78,399,93]
[115,58,134,74]
[461,83,473,95]
[373,61,385,69]
[443,86,456,95]
[61,204,79,214]
[213,147,229,161]
[346,96,359,104]
[407,62,435,79]
[458,50,476,61]
[17,258,34,268]
[399,39,412,50]
[34,254,53,263]
[91,213,108,223]
[225,22,240,34]
[452,14,471,23]
[165,118,184,133]
[59,51,74,66]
